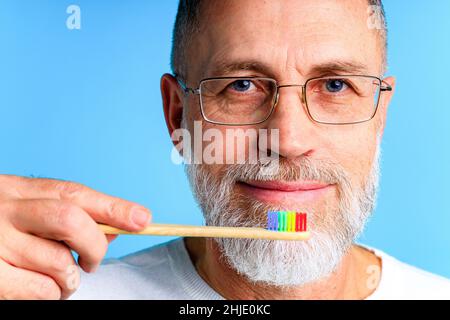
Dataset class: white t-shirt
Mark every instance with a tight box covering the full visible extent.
[70,237,450,300]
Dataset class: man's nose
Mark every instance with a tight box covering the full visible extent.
[265,86,318,159]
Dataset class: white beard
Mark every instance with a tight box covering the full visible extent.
[185,139,381,287]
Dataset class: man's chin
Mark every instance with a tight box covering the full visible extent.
[213,228,350,287]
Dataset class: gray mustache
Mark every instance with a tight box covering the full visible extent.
[221,157,349,186]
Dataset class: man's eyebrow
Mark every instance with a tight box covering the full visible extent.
[207,60,273,78]
[308,61,370,76]
[206,59,370,78]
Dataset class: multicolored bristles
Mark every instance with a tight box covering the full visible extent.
[267,211,307,232]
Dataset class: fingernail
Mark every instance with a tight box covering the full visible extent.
[131,208,150,227]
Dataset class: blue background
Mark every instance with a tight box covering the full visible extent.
[1,1,449,278]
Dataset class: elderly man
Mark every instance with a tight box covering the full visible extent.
[0,0,449,300]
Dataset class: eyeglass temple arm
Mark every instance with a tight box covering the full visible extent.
[380,80,392,92]
[175,75,200,95]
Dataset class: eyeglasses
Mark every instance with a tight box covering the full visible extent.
[176,75,392,126]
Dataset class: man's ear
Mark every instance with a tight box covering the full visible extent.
[377,76,396,140]
[161,73,184,138]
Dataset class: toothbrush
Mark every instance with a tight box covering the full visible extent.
[97,211,309,241]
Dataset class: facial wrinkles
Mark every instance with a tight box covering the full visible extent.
[195,0,380,82]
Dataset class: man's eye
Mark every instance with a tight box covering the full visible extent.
[325,79,348,93]
[230,80,254,92]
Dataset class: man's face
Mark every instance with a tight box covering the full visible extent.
[164,0,395,286]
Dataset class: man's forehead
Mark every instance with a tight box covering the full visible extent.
[190,0,381,81]
[200,0,370,33]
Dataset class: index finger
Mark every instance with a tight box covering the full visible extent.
[12,176,151,231]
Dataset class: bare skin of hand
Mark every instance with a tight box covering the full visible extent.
[0,174,151,300]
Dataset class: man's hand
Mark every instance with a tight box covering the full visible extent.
[0,174,151,300]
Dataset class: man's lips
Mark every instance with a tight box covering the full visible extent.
[237,180,334,204]
[241,180,332,191]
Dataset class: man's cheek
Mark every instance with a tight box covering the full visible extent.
[198,125,260,165]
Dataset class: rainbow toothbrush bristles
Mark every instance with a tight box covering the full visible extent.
[267,211,307,232]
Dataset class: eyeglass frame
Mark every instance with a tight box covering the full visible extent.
[175,74,392,126]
